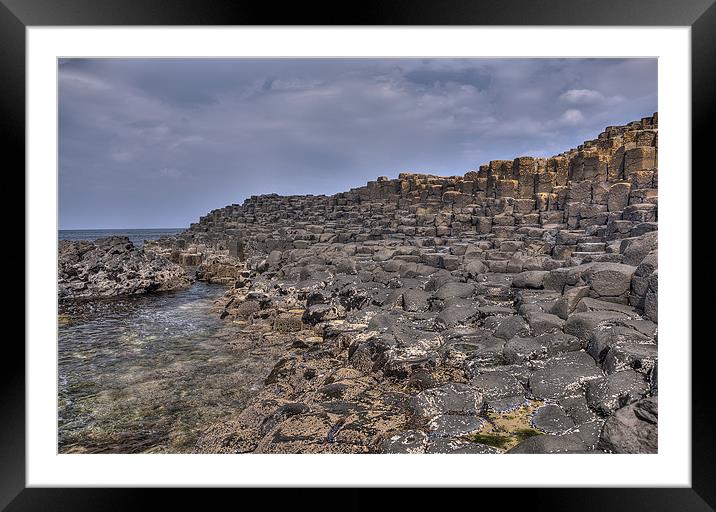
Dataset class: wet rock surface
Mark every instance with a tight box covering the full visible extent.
[143,114,659,453]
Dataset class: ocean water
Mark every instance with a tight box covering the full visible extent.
[59,228,185,247]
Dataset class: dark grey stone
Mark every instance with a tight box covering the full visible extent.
[503,336,548,363]
[586,325,654,364]
[585,370,650,415]
[528,351,604,400]
[426,438,501,454]
[512,270,549,289]
[409,382,484,422]
[564,311,630,341]
[427,414,485,438]
[493,315,530,340]
[435,303,480,330]
[531,404,575,434]
[402,288,430,312]
[469,370,524,400]
[433,281,475,301]
[526,312,565,335]
[603,342,658,375]
[381,430,428,454]
[598,397,658,453]
[507,433,588,454]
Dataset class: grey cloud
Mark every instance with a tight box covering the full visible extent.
[404,67,492,89]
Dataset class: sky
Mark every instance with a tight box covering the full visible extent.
[59,58,657,229]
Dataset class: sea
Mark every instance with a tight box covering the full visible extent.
[58,228,185,247]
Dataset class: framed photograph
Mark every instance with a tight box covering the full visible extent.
[7,0,712,507]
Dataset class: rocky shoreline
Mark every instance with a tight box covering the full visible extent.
[59,236,192,299]
[63,113,659,454]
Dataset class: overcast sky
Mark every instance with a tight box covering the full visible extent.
[59,58,657,229]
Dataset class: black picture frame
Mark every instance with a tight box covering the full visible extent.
[5,0,711,508]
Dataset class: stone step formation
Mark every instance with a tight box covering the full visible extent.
[149,113,658,454]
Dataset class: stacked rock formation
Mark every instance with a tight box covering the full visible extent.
[155,113,659,454]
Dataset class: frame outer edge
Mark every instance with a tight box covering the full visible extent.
[4,0,713,506]
[0,0,27,510]
[691,1,716,509]
[1,0,716,26]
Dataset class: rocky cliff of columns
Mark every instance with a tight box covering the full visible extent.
[148,113,659,454]
[151,112,658,317]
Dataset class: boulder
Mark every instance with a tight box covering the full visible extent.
[464,259,488,278]
[607,182,631,212]
[493,315,530,340]
[526,312,564,335]
[433,282,476,301]
[550,286,590,320]
[564,311,630,342]
[621,231,658,266]
[584,262,637,297]
[585,370,650,415]
[409,382,484,423]
[469,371,525,400]
[574,297,637,316]
[598,397,658,453]
[462,336,507,368]
[531,404,575,434]
[644,271,658,322]
[586,325,655,364]
[427,414,485,438]
[539,332,582,355]
[512,270,549,289]
[528,351,604,399]
[435,303,480,330]
[503,336,548,363]
[602,342,658,375]
[426,439,501,454]
[402,288,430,312]
[507,433,588,454]
[381,430,428,454]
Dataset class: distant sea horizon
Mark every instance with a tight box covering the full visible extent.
[58,228,185,247]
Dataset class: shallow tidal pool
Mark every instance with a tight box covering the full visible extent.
[58,282,266,453]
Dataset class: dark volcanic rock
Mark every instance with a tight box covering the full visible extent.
[426,438,500,454]
[531,404,575,434]
[409,383,484,423]
[585,370,650,415]
[598,397,658,453]
[528,351,604,400]
[58,236,191,299]
[493,315,530,340]
[381,430,428,454]
[507,433,588,454]
[469,370,524,400]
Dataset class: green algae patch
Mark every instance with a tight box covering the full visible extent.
[462,400,545,451]
[513,428,541,442]
[464,432,512,450]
